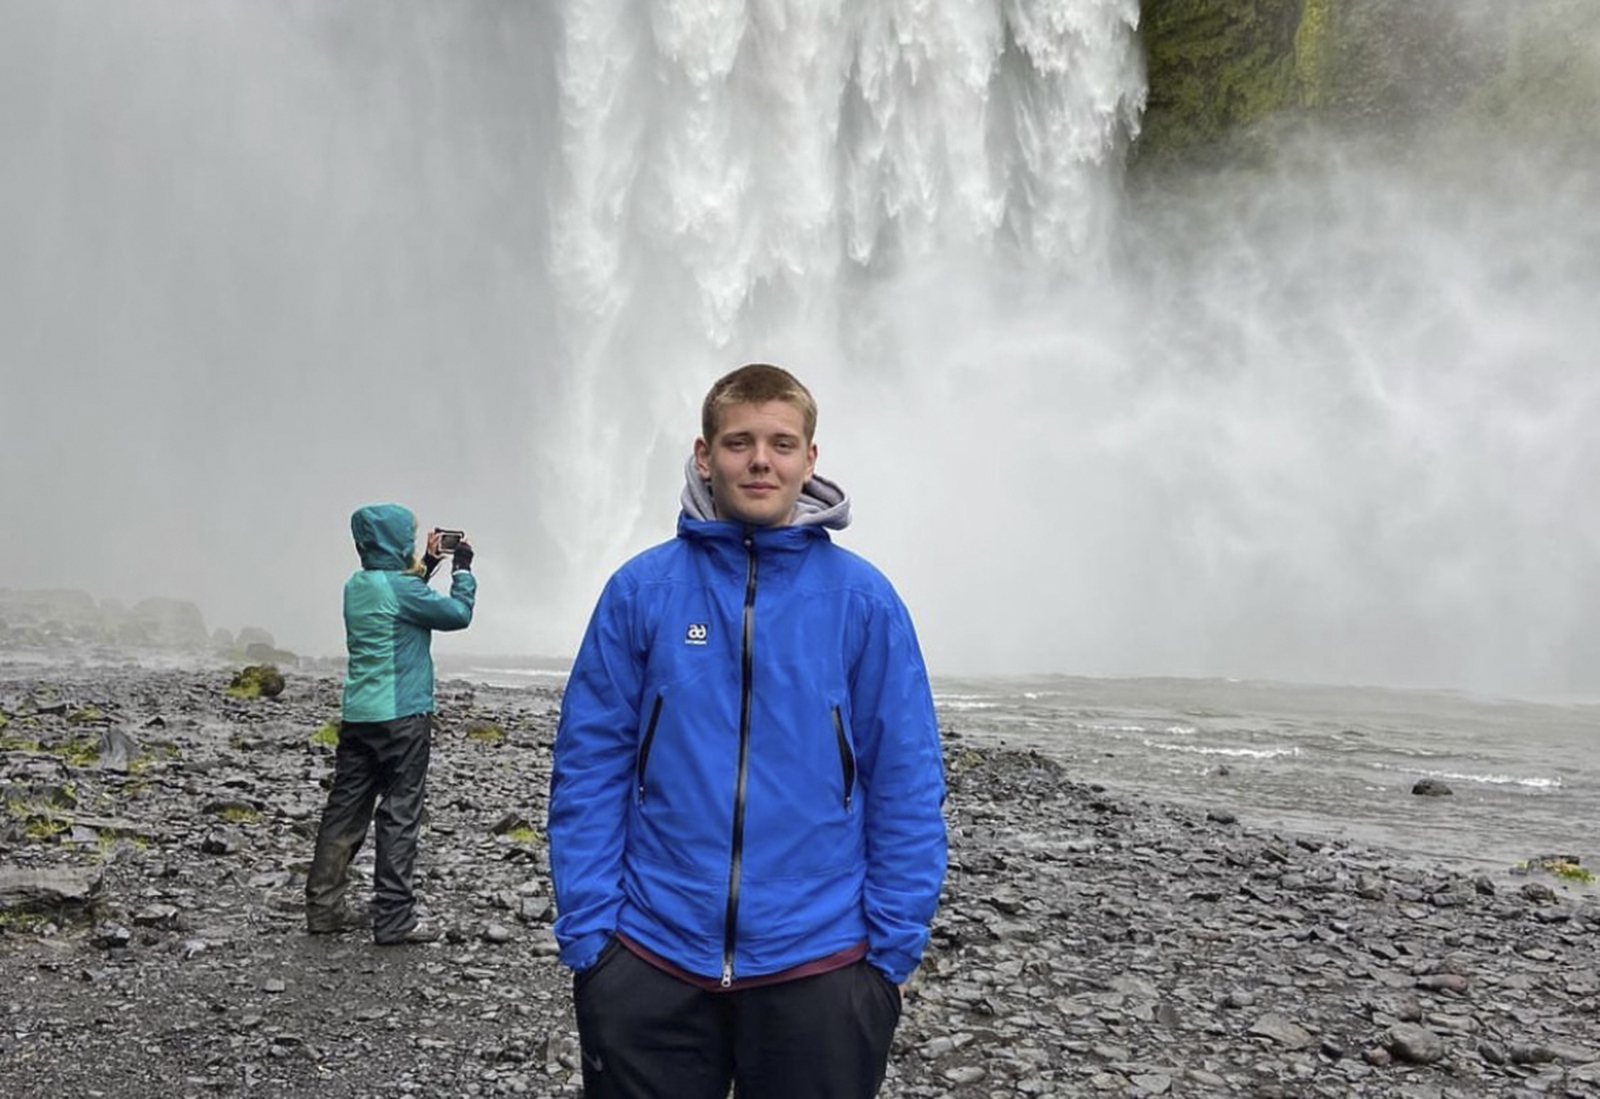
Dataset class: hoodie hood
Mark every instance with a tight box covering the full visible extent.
[350,503,418,570]
[680,455,851,531]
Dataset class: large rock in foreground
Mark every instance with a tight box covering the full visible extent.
[0,866,103,914]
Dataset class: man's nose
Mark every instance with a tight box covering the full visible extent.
[748,444,772,469]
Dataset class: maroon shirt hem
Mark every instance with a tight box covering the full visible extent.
[616,933,868,993]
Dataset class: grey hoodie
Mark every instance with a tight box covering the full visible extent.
[679,455,852,531]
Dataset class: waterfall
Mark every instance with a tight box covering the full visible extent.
[543,0,1145,576]
[538,1,1600,694]
[5,1,1595,691]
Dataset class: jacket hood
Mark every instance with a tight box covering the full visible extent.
[350,504,418,570]
[679,455,851,531]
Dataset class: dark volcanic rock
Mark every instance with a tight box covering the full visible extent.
[0,866,103,912]
[1411,778,1454,797]
[0,661,1597,1098]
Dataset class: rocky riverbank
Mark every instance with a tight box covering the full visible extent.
[1,660,1597,1098]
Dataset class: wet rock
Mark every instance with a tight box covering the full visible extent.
[1520,881,1559,904]
[1386,1022,1445,1064]
[95,727,139,772]
[490,811,532,835]
[132,904,180,928]
[1355,873,1387,900]
[93,923,132,949]
[1509,1043,1557,1065]
[1248,1013,1314,1050]
[199,829,243,856]
[0,866,103,912]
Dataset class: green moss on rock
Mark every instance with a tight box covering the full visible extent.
[226,665,286,700]
[1138,0,1516,169]
[49,739,99,768]
[1138,0,1303,166]
[464,720,507,744]
[0,908,53,934]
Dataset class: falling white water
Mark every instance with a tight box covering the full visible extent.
[544,0,1145,578]
[536,0,1600,695]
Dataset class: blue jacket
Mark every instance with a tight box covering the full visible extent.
[342,504,476,723]
[548,484,946,985]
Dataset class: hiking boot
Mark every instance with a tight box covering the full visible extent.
[374,918,440,946]
[306,905,367,935]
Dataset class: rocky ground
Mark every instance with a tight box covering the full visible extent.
[1,659,1597,1098]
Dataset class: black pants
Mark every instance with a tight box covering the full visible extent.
[304,714,431,940]
[574,942,902,1099]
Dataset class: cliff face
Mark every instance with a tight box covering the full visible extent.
[1137,0,1302,163]
[1136,0,1594,167]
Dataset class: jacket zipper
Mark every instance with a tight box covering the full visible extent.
[722,534,758,986]
[636,694,664,804]
[833,706,855,812]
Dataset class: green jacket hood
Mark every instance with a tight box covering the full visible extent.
[351,504,417,571]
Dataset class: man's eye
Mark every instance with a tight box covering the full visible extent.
[774,440,795,452]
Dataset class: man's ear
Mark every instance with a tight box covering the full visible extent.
[693,437,713,479]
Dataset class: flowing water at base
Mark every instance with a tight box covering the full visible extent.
[935,674,1600,878]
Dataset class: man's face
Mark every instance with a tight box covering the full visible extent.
[694,400,817,527]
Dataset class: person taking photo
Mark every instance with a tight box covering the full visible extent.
[305,503,475,945]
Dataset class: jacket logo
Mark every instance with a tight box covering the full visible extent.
[685,623,708,645]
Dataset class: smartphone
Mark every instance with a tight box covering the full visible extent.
[435,529,464,553]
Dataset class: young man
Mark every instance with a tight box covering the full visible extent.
[305,504,475,945]
[548,364,947,1099]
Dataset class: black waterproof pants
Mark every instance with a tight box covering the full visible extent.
[304,713,431,941]
[573,942,902,1099]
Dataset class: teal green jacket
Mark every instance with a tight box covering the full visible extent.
[342,504,476,723]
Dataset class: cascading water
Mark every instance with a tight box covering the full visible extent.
[542,0,1146,606]
[539,0,1600,695]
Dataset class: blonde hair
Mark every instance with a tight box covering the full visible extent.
[701,363,817,442]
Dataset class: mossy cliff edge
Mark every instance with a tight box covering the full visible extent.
[1137,0,1600,167]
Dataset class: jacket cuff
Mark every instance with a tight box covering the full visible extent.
[868,946,919,986]
[561,930,613,972]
